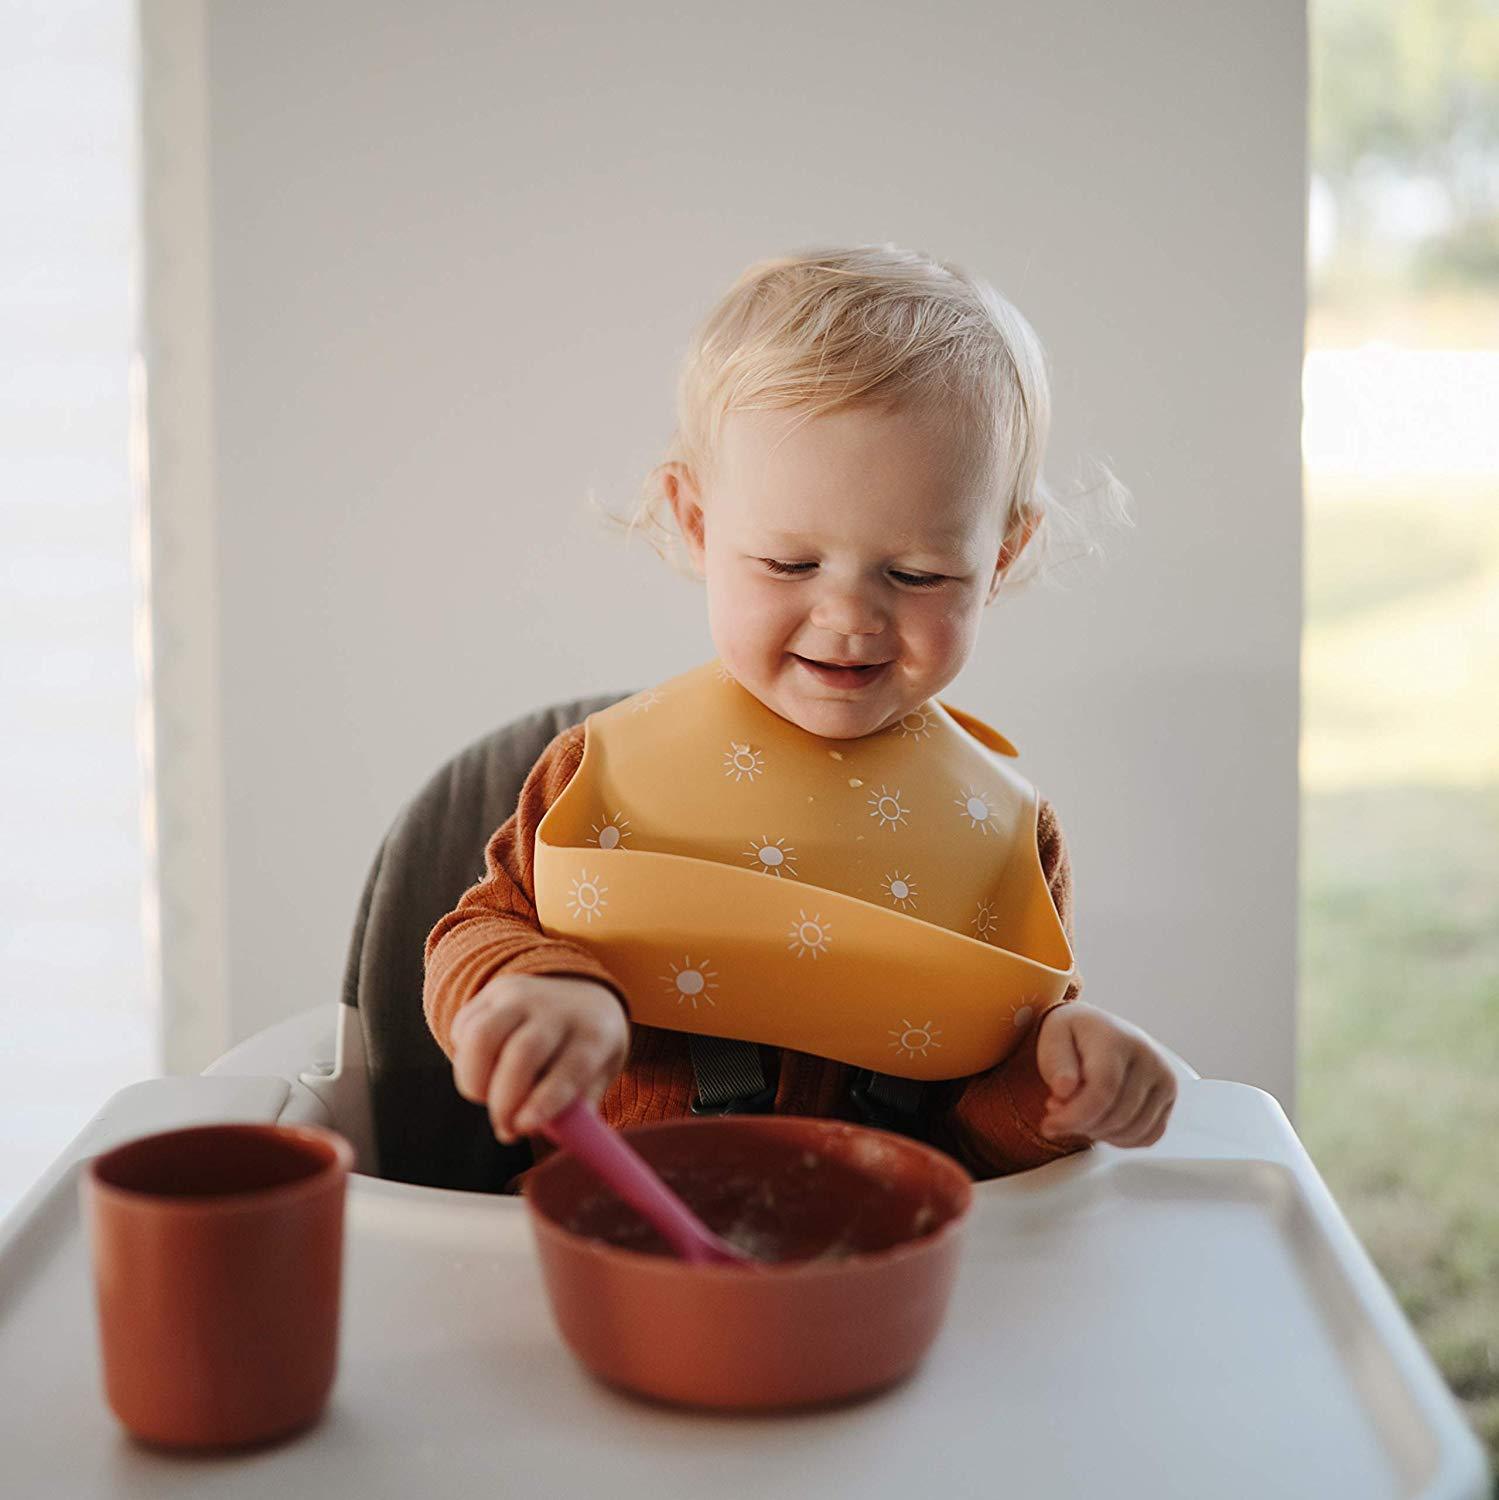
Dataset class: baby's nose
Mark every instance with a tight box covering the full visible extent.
[809,585,886,636]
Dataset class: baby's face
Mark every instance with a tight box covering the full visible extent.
[670,404,1007,740]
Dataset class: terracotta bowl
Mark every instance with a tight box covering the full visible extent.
[523,1115,973,1411]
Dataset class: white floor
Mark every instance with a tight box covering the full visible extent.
[0,0,156,1218]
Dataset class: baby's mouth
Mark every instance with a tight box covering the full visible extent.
[791,654,892,688]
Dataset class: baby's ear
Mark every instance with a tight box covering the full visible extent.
[985,507,1040,602]
[663,464,708,571]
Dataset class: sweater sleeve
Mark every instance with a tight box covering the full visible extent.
[422,721,631,1060]
[936,796,1088,1179]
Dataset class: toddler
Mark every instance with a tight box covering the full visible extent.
[424,243,1177,1182]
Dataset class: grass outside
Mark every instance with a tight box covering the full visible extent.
[1302,475,1499,789]
[1300,470,1499,1474]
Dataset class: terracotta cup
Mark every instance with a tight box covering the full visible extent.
[525,1115,973,1411]
[83,1122,354,1449]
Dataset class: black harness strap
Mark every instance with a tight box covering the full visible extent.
[688,1035,775,1114]
[848,1068,927,1133]
[689,1035,928,1132]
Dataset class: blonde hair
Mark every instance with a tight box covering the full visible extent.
[592,242,1132,592]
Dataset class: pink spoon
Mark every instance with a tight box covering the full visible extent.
[541,1098,757,1266]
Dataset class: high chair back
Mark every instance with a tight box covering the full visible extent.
[341,688,631,1191]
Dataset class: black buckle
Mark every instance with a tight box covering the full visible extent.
[689,1085,777,1117]
[848,1070,923,1134]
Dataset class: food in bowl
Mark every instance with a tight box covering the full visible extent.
[561,1146,938,1263]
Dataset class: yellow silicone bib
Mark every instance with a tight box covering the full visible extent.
[534,659,1075,1081]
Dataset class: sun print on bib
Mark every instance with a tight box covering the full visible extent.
[972,898,999,942]
[566,869,609,924]
[723,741,766,784]
[662,954,719,1009]
[955,784,1001,835]
[888,706,936,742]
[889,1019,943,1061]
[787,910,831,959]
[867,785,909,830]
[744,834,799,878]
[589,811,632,850]
[882,870,919,910]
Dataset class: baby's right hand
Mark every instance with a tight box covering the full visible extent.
[449,974,630,1144]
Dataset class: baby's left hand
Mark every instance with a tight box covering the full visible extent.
[1035,1001,1177,1148]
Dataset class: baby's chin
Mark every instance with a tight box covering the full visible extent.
[752,661,912,740]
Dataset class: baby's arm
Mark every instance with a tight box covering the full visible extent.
[422,723,630,1059]
[939,799,1177,1177]
[936,798,1087,1177]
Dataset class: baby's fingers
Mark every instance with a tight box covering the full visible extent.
[1110,1077,1177,1148]
[487,1018,567,1143]
[1085,1060,1155,1143]
[451,997,527,1104]
[1034,1007,1084,1099]
[1043,1054,1127,1139]
[512,1029,618,1136]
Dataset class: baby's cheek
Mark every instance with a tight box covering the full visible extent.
[907,595,980,669]
[704,573,753,650]
[714,573,794,649]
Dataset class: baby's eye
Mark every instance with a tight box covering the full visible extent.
[758,558,947,588]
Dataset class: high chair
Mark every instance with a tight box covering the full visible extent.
[276,688,632,1189]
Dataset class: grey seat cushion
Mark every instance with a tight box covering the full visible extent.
[340,689,631,1191]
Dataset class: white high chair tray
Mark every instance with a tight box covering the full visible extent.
[0,1074,1487,1499]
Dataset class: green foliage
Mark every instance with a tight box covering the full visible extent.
[1302,495,1488,625]
[1413,212,1499,287]
[1312,0,1499,299]
[1312,0,1499,187]
[1302,472,1499,1478]
[1300,783,1499,1472]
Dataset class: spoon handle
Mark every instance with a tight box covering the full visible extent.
[541,1099,750,1265]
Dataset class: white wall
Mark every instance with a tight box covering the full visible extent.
[1,0,153,1215]
[154,0,1305,1108]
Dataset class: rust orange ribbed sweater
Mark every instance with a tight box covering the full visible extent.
[423,721,1085,1181]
